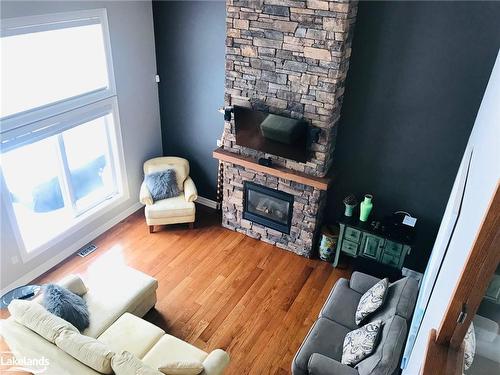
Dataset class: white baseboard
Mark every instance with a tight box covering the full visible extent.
[1,202,143,295]
[195,196,220,210]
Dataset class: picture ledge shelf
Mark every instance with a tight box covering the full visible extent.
[213,147,332,191]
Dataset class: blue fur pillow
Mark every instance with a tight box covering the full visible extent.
[145,169,180,202]
[43,284,90,332]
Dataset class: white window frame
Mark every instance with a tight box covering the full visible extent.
[0,9,128,263]
[0,8,117,132]
[1,97,129,263]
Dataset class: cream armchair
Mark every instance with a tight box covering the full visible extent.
[140,157,198,232]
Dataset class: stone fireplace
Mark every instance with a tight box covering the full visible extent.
[214,0,358,257]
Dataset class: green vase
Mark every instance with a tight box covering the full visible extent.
[359,194,373,222]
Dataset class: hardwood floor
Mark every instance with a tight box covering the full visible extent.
[8,206,351,374]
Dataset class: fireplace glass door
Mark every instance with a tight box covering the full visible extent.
[243,182,294,234]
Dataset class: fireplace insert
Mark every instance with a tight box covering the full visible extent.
[243,182,294,234]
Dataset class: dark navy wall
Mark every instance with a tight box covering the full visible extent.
[327,1,500,272]
[153,1,226,200]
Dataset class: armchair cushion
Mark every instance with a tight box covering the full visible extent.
[145,196,195,220]
[145,169,180,202]
[308,353,359,375]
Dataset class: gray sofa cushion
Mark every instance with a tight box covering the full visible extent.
[292,318,350,375]
[369,277,419,323]
[355,315,407,375]
[319,279,362,330]
[349,272,381,295]
[308,354,359,375]
[392,277,419,321]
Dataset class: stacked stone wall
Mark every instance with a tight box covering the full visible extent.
[221,1,357,257]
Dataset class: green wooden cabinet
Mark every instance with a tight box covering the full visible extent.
[333,222,412,269]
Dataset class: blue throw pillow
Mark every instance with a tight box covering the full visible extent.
[43,284,90,332]
[145,169,180,202]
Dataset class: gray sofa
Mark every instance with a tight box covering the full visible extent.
[292,272,419,375]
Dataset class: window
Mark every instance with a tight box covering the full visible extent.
[1,9,116,131]
[1,9,127,260]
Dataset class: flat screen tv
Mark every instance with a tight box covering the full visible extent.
[233,105,309,162]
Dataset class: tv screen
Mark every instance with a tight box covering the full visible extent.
[233,105,308,162]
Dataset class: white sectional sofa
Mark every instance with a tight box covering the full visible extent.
[0,266,229,375]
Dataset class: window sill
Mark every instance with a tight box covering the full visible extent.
[18,191,129,263]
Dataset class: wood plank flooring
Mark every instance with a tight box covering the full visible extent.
[6,206,351,374]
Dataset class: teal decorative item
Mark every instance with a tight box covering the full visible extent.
[343,194,358,217]
[359,194,373,222]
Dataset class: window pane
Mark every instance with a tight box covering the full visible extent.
[1,136,73,251]
[62,115,116,212]
[1,23,109,118]
[1,109,121,253]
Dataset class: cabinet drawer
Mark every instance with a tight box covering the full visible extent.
[384,240,403,256]
[381,252,401,268]
[341,239,359,256]
[344,227,361,243]
[360,234,384,260]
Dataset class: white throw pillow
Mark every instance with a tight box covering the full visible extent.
[463,322,476,370]
[8,299,78,343]
[355,278,388,325]
[342,320,383,366]
[158,360,204,375]
[55,329,114,374]
[112,351,162,375]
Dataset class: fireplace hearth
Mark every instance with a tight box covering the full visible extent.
[243,182,294,234]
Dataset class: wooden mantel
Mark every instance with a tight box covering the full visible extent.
[213,147,332,191]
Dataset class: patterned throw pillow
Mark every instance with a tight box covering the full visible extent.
[145,169,180,202]
[342,320,383,366]
[463,322,476,370]
[355,278,389,325]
